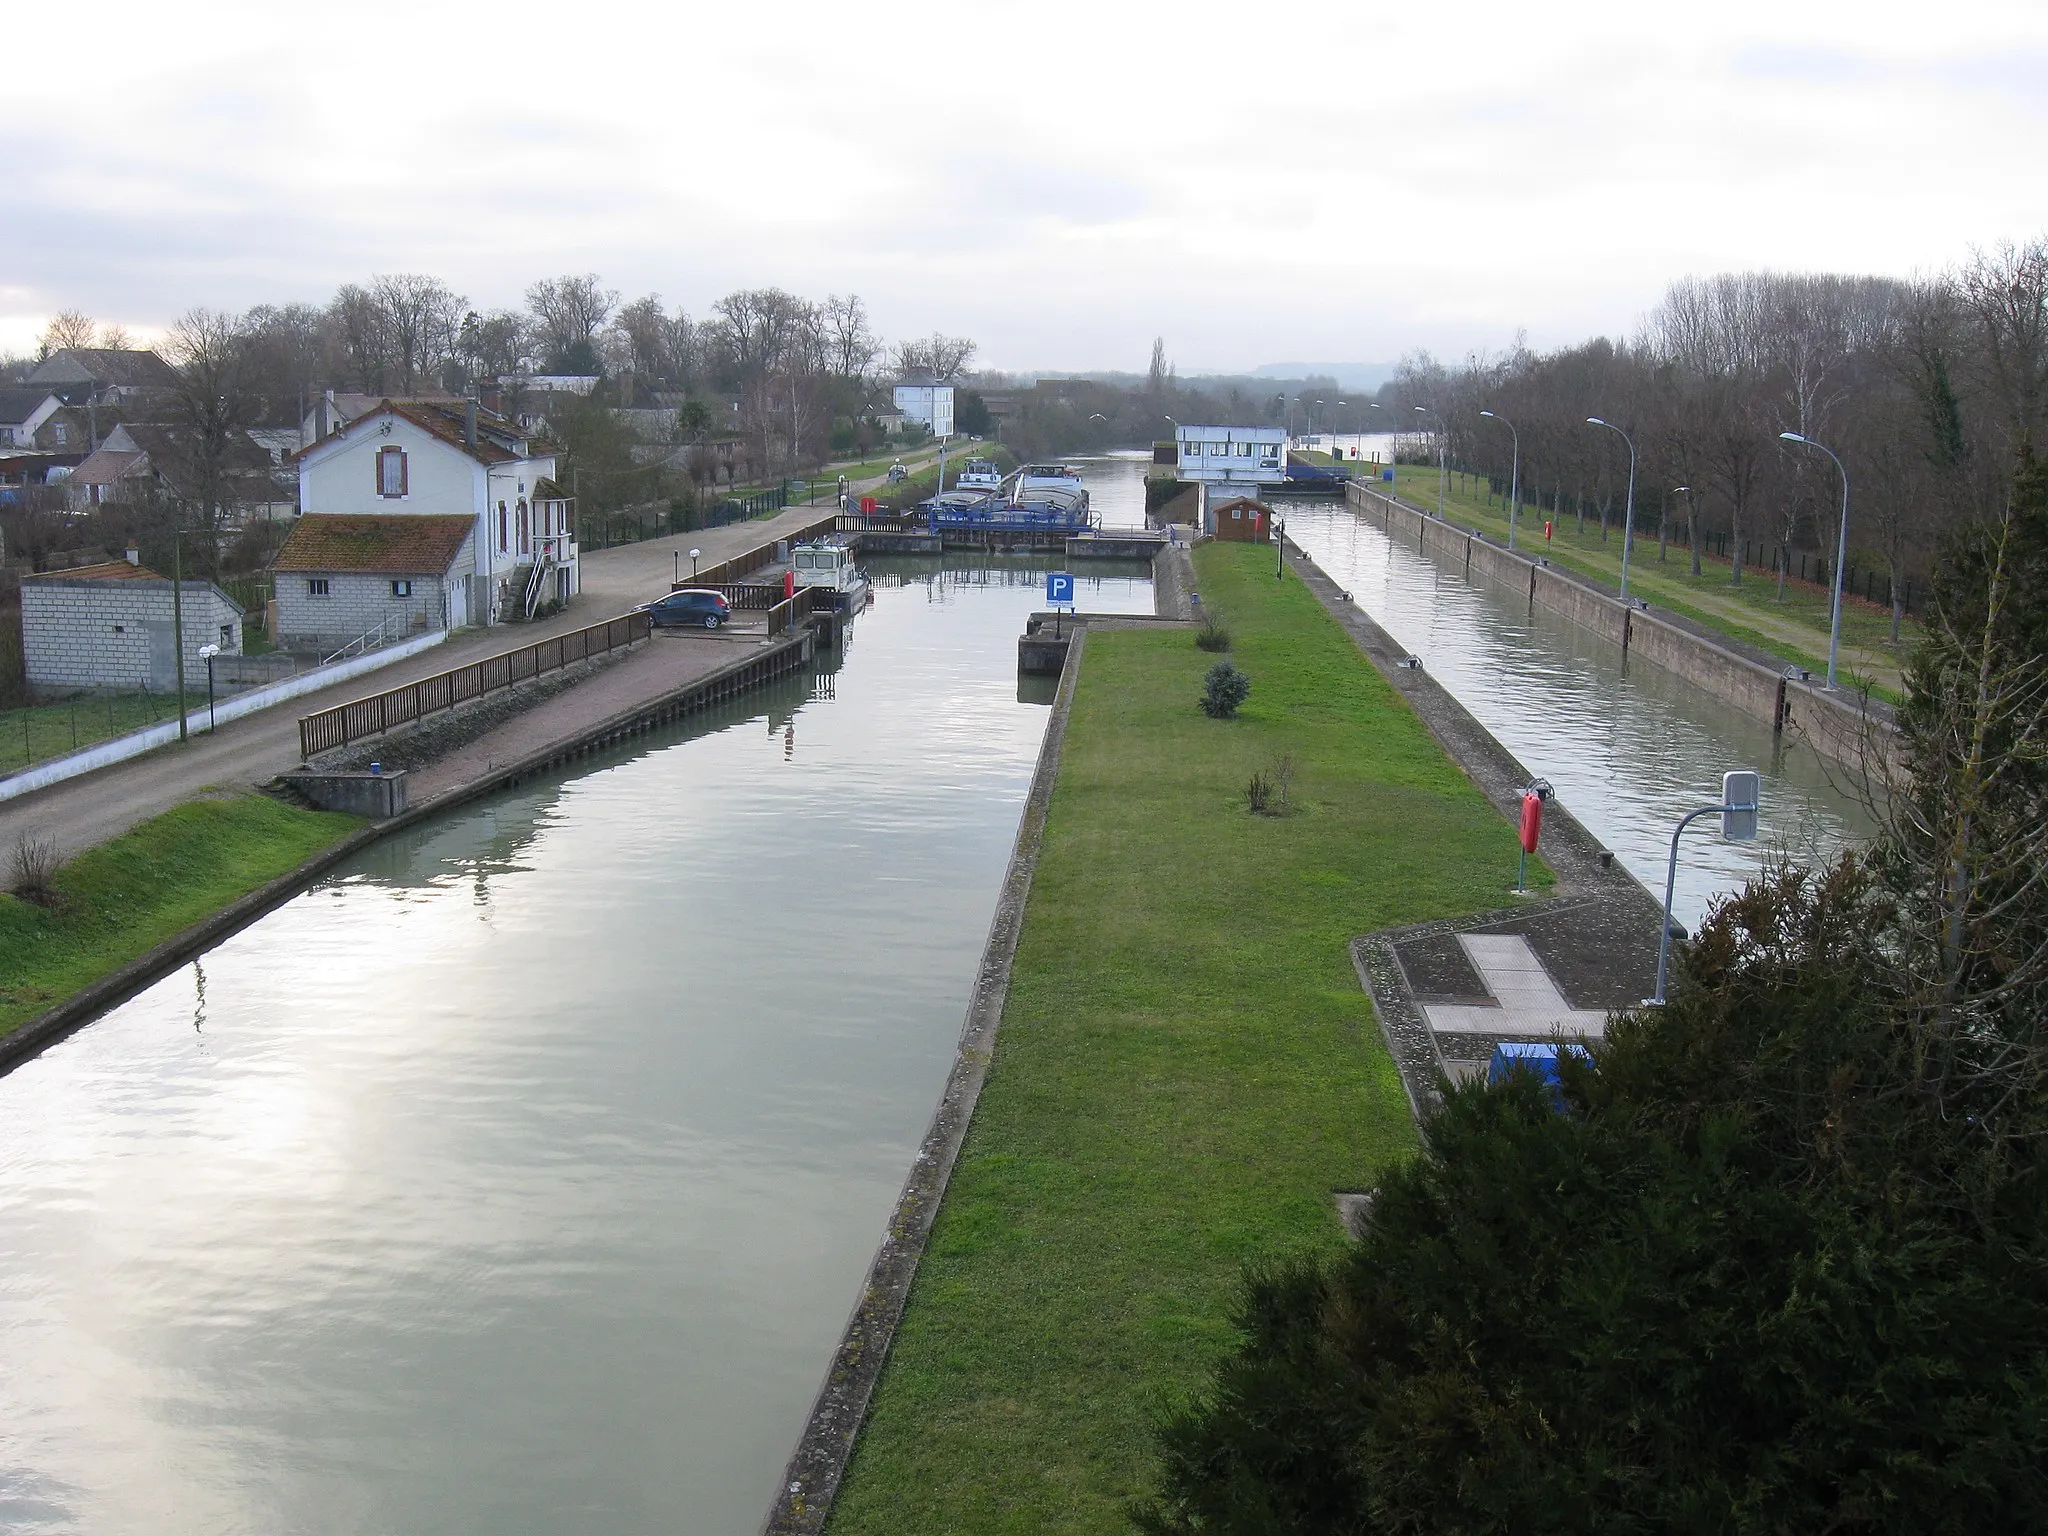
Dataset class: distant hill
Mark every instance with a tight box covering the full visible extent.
[1251,362,1397,391]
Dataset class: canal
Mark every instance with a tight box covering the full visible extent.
[0,554,1152,1536]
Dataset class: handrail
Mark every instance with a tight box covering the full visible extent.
[322,616,396,667]
[298,610,651,759]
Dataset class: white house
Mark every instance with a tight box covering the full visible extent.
[292,399,579,632]
[21,557,242,693]
[1174,425,1287,489]
[892,383,954,435]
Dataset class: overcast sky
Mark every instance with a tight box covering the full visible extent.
[4,0,2043,375]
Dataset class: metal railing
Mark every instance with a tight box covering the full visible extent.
[682,514,840,590]
[766,588,817,638]
[298,611,650,759]
[322,614,416,666]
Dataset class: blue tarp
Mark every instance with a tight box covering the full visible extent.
[1486,1041,1592,1110]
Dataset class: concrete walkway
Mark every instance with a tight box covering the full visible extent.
[0,500,841,860]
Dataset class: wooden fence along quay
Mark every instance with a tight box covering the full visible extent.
[297,612,650,758]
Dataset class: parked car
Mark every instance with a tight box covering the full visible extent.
[644,589,732,629]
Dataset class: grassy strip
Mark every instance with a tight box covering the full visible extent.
[1375,465,1914,696]
[0,794,361,1037]
[828,543,1523,1532]
[1,692,186,776]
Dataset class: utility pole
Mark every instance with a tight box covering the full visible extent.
[171,520,189,742]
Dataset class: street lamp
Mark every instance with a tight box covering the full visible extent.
[1479,409,1521,550]
[1664,486,1691,566]
[198,643,220,732]
[1414,406,1446,520]
[1308,398,1324,442]
[1779,432,1851,690]
[1648,770,1762,1005]
[1586,417,1640,607]
[689,546,701,580]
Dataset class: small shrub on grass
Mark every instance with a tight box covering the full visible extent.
[8,830,60,906]
[1199,661,1250,719]
[1195,619,1232,652]
[1244,769,1272,813]
[1245,753,1298,816]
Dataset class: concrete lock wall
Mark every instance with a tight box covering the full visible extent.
[1342,483,1889,769]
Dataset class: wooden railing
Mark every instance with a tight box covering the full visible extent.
[298,612,650,759]
[682,514,839,590]
[766,587,818,638]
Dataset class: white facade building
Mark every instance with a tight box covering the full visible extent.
[292,400,579,631]
[1174,425,1288,489]
[892,384,954,436]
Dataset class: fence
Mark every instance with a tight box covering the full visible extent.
[766,588,817,638]
[298,611,649,758]
[681,514,840,589]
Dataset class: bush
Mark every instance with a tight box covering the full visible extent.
[1199,661,1251,718]
[9,829,61,905]
[1195,619,1232,652]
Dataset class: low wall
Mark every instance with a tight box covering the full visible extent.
[1343,483,1891,769]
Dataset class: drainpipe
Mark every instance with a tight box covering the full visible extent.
[465,398,478,451]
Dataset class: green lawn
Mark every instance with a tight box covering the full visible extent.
[828,543,1524,1533]
[0,794,361,1036]
[1371,464,1916,696]
[0,691,189,777]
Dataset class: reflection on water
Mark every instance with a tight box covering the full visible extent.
[0,555,1151,1536]
[1279,500,1876,928]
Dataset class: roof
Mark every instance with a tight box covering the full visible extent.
[23,559,167,582]
[1210,496,1273,513]
[274,513,474,575]
[292,398,535,469]
[0,388,59,426]
[68,447,148,486]
[26,348,182,390]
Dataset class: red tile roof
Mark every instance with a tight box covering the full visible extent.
[23,559,168,582]
[273,514,474,575]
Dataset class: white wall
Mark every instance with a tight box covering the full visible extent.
[300,416,483,518]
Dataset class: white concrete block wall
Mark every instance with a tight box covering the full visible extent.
[21,579,242,692]
[275,571,450,653]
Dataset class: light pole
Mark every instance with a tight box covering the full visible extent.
[1334,401,1347,459]
[1586,417,1639,607]
[1479,409,1521,550]
[198,643,220,732]
[1779,432,1851,690]
[1648,771,1762,1005]
[689,546,701,580]
[1273,394,1288,441]
[1665,486,1690,565]
[1308,398,1323,443]
[1414,406,1446,520]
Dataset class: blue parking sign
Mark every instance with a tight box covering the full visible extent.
[1046,571,1075,606]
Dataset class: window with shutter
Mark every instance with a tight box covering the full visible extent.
[376,446,408,497]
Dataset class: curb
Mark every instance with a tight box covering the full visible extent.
[759,625,1091,1535]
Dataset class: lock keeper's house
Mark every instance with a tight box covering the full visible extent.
[276,399,577,654]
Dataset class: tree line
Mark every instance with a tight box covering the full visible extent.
[1369,238,2048,636]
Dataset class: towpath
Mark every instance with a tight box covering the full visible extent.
[0,500,844,861]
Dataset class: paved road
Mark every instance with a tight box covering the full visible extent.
[0,499,848,861]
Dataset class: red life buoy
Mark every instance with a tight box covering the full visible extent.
[784,569,796,600]
[1519,790,1543,854]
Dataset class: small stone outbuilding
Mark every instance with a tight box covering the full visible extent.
[21,559,243,693]
[271,513,476,654]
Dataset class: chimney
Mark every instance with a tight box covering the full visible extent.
[125,545,141,565]
[464,398,478,451]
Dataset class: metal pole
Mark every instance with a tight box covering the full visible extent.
[1481,410,1519,550]
[1652,806,1719,1005]
[1781,433,1851,690]
[1588,418,1638,607]
[171,525,188,742]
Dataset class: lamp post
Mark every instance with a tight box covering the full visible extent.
[1414,406,1446,520]
[198,643,220,732]
[1479,409,1521,550]
[1648,771,1762,1005]
[689,546,701,580]
[1665,485,1690,565]
[1586,417,1639,607]
[1779,432,1850,690]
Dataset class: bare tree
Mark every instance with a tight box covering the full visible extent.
[161,307,260,566]
[526,274,619,371]
[891,332,977,382]
[370,274,466,394]
[329,283,395,392]
[821,294,878,384]
[1958,238,2048,454]
[97,322,132,351]
[708,289,815,389]
[37,310,98,360]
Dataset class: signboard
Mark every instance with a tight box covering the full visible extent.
[1721,770,1761,840]
[1046,571,1075,607]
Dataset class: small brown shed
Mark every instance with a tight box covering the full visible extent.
[1211,496,1271,542]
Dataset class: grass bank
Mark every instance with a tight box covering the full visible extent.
[1370,464,1915,698]
[828,542,1523,1532]
[1,690,190,777]
[0,793,361,1038]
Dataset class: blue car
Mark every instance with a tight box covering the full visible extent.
[645,589,732,629]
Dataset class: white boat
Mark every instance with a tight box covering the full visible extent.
[1013,463,1089,510]
[956,458,1005,493]
[788,539,869,612]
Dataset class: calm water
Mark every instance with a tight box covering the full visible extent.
[1278,500,1874,927]
[0,555,1152,1536]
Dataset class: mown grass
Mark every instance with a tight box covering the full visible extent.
[828,542,1525,1533]
[0,794,361,1036]
[0,691,189,776]
[1375,463,1916,698]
